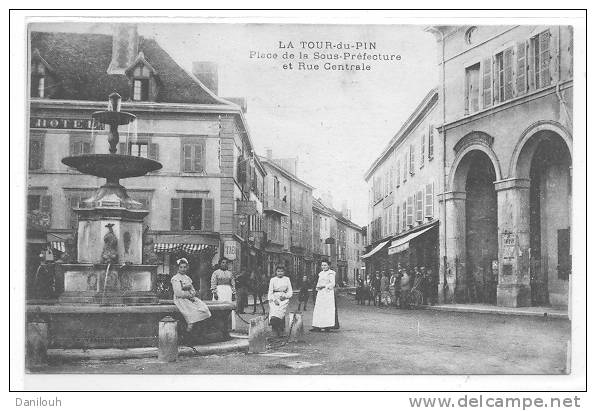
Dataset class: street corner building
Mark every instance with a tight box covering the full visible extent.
[25,24,367,298]
[26,24,267,299]
[364,25,573,309]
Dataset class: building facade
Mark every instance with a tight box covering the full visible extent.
[427,25,573,308]
[27,26,264,298]
[363,89,442,289]
[260,155,314,284]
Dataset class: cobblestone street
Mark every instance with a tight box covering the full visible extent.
[39,294,571,375]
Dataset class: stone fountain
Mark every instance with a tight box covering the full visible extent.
[27,94,234,351]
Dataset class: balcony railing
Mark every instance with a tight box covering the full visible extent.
[263,196,289,215]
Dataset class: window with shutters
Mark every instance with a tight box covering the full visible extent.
[396,205,400,234]
[69,136,92,156]
[420,134,425,168]
[66,191,94,229]
[402,201,407,231]
[403,153,408,182]
[29,136,44,170]
[170,198,214,231]
[493,47,513,103]
[529,30,552,90]
[27,194,52,229]
[416,190,423,222]
[406,196,414,227]
[181,140,206,173]
[465,63,481,114]
[424,183,434,218]
[409,144,415,175]
[428,124,434,160]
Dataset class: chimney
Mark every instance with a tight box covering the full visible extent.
[266,148,273,159]
[192,62,219,95]
[107,24,138,75]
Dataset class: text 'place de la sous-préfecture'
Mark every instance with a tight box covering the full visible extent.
[249,40,402,71]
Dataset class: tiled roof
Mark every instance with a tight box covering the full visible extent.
[30,31,222,104]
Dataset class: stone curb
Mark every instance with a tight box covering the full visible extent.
[420,305,569,319]
[47,338,249,361]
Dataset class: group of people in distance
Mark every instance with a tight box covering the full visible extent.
[169,256,340,340]
[356,265,436,309]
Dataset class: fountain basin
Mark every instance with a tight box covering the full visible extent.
[62,154,162,180]
[27,301,235,349]
[55,263,158,305]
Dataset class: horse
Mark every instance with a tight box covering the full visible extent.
[248,270,267,314]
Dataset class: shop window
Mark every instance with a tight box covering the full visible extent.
[465,63,481,114]
[29,137,44,170]
[170,198,214,231]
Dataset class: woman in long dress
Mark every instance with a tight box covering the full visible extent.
[311,260,340,332]
[210,257,237,329]
[267,265,293,337]
[170,258,211,332]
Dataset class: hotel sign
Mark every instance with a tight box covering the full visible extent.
[30,117,105,130]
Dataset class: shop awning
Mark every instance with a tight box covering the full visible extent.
[361,240,389,259]
[388,226,434,255]
[154,243,215,255]
[50,241,66,252]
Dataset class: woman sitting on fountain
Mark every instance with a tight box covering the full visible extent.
[171,258,211,332]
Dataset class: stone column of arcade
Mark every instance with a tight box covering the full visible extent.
[438,191,466,304]
[494,178,532,307]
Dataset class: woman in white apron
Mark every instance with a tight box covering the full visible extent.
[210,257,237,329]
[171,258,211,332]
[311,260,340,332]
[268,265,293,337]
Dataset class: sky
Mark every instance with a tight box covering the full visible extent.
[32,22,438,225]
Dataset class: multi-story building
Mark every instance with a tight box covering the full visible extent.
[26,25,264,297]
[343,218,365,286]
[426,25,573,308]
[260,154,313,284]
[312,198,332,275]
[363,89,442,287]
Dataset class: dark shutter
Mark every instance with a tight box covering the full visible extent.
[83,141,91,154]
[69,196,80,230]
[516,41,527,95]
[416,190,423,222]
[557,228,571,280]
[482,57,493,108]
[71,141,81,156]
[119,142,127,155]
[202,198,214,231]
[539,30,552,88]
[503,47,514,101]
[29,139,43,170]
[148,143,159,161]
[493,54,500,103]
[420,134,425,167]
[40,195,52,226]
[170,198,182,230]
[549,27,559,85]
[406,196,413,227]
[182,144,192,172]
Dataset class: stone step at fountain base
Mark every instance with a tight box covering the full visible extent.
[27,301,235,349]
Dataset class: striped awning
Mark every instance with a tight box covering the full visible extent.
[154,243,214,255]
[50,241,66,252]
